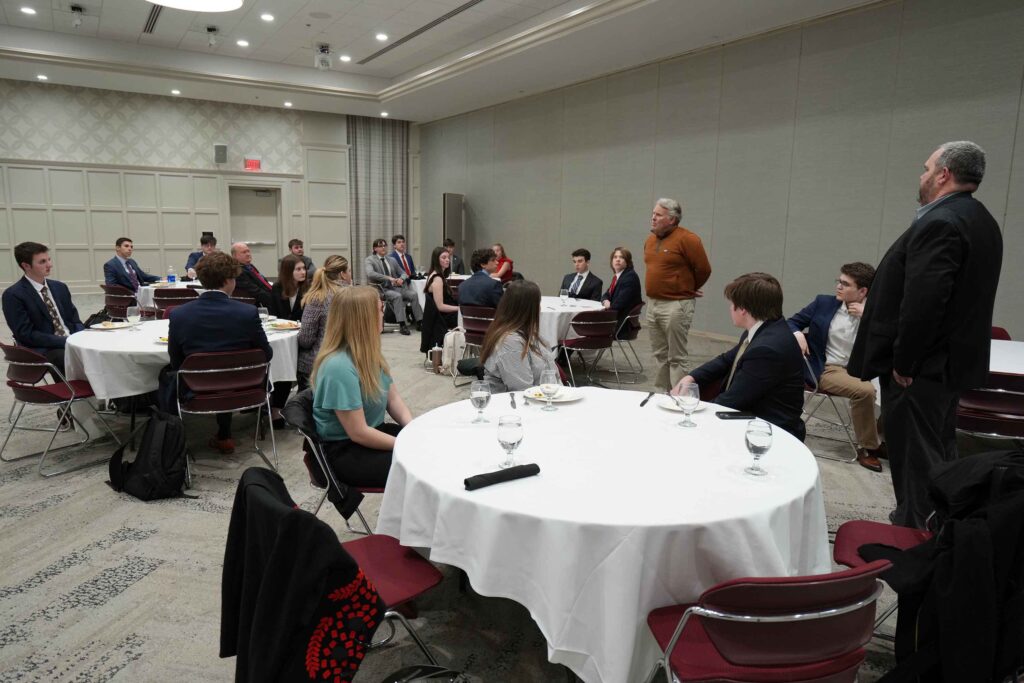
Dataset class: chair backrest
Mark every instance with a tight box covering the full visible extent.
[178,349,269,413]
[231,295,257,306]
[992,326,1012,341]
[153,287,198,309]
[162,305,179,320]
[0,341,50,385]
[615,301,645,340]
[568,309,618,339]
[959,373,1024,415]
[698,559,890,667]
[446,277,463,301]
[100,284,137,318]
[461,306,497,337]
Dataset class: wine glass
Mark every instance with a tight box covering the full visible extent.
[539,369,561,412]
[559,288,569,306]
[744,419,773,477]
[672,382,700,428]
[257,306,270,322]
[470,380,491,424]
[126,305,141,331]
[497,415,524,469]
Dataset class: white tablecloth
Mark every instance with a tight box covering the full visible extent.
[990,339,1024,375]
[538,296,603,347]
[64,319,298,400]
[136,282,205,308]
[376,387,831,683]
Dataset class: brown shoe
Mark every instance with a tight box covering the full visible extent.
[857,449,883,472]
[209,436,236,454]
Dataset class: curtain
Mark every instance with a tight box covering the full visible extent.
[347,116,409,282]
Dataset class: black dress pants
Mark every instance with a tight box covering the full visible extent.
[881,374,959,530]
[322,423,402,491]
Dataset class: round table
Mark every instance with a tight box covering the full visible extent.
[376,387,831,683]
[136,282,205,308]
[538,296,603,347]
[64,319,298,400]
[990,339,1024,375]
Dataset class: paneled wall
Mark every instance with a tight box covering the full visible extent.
[419,0,1024,337]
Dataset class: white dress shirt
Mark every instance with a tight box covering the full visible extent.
[28,276,69,332]
[824,303,859,367]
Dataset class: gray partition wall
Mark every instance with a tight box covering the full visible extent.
[419,0,1024,338]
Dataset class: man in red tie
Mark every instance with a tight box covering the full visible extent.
[600,246,642,338]
[387,234,424,330]
[230,242,273,308]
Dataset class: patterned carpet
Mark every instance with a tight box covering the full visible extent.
[0,310,899,682]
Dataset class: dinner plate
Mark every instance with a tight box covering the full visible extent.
[523,386,583,403]
[90,321,133,330]
[658,397,707,413]
[155,336,169,344]
[267,320,300,330]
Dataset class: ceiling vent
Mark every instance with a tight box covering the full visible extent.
[358,0,486,65]
[143,4,162,34]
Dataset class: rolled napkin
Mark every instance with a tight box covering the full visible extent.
[464,464,540,491]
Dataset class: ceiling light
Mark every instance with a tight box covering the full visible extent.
[339,55,351,63]
[236,39,249,47]
[260,13,273,21]
[283,102,292,107]
[145,0,242,11]
[171,89,181,95]
[380,112,388,117]
[36,74,47,80]
[20,7,37,15]
[375,33,388,41]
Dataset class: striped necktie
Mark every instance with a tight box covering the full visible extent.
[40,286,67,337]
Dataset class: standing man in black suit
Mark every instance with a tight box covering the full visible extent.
[559,249,603,302]
[672,273,806,440]
[230,242,273,307]
[457,248,504,309]
[2,242,84,375]
[165,251,272,455]
[848,141,1003,529]
[103,237,159,292]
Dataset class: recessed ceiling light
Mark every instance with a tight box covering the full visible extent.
[21,7,37,15]
[339,55,352,62]
[380,112,388,117]
[236,39,249,47]
[375,33,388,41]
[36,74,47,80]
[283,101,293,107]
[260,13,274,22]
[171,89,181,95]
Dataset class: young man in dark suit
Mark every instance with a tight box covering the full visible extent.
[559,248,603,302]
[443,238,465,275]
[230,241,273,308]
[166,251,273,454]
[848,141,1003,530]
[457,248,504,309]
[673,272,806,440]
[601,247,643,338]
[2,241,84,374]
[103,237,159,291]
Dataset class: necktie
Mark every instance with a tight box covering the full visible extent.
[249,265,271,289]
[570,274,582,296]
[400,254,411,276]
[126,261,140,290]
[725,338,750,390]
[40,285,67,337]
[380,258,391,277]
[609,274,618,295]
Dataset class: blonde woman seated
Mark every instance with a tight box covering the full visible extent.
[480,280,557,392]
[312,285,411,488]
[298,255,351,389]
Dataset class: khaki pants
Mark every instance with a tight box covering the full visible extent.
[646,297,696,391]
[819,364,880,449]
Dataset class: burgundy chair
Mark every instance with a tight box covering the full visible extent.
[559,309,620,387]
[992,326,1012,341]
[457,305,497,387]
[801,357,860,463]
[0,342,119,477]
[644,560,891,683]
[230,295,257,306]
[152,286,198,314]
[446,277,463,302]
[161,305,179,320]
[612,301,645,383]
[956,371,1024,440]
[176,349,277,474]
[99,283,136,320]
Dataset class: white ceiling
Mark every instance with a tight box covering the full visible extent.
[0,0,879,122]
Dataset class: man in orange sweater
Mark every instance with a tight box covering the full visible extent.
[644,198,712,390]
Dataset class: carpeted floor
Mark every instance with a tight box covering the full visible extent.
[0,296,898,682]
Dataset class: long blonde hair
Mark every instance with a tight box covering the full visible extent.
[310,286,389,398]
[302,255,349,307]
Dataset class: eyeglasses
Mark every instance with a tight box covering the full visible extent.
[834,279,855,289]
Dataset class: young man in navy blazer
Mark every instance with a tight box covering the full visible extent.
[457,248,504,309]
[787,262,882,471]
[559,248,603,302]
[2,241,84,374]
[673,272,805,440]
[389,234,418,280]
[166,251,272,455]
[103,237,159,291]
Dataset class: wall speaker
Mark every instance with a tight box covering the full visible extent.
[214,144,227,164]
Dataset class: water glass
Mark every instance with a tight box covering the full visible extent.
[559,289,569,306]
[744,419,773,477]
[257,307,270,322]
[672,382,700,428]
[539,369,561,412]
[470,380,491,424]
[126,305,141,330]
[497,415,524,469]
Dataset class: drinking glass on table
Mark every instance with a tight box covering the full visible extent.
[744,419,773,477]
[672,382,700,428]
[559,289,569,306]
[497,415,524,469]
[257,306,270,322]
[470,380,491,424]
[126,305,141,330]
[539,369,561,412]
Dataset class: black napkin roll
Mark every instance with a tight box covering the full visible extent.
[464,464,540,491]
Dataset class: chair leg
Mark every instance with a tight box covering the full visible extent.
[563,347,576,387]
[38,401,118,478]
[615,341,640,383]
[385,609,440,666]
[627,339,644,374]
[802,391,859,463]
[253,399,279,471]
[642,658,671,683]
[312,488,328,515]
[345,506,373,535]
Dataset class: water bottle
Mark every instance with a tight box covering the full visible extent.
[167,265,176,284]
[431,345,442,373]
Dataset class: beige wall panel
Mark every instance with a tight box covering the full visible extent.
[159,174,192,210]
[124,173,157,209]
[194,176,219,211]
[420,116,467,249]
[463,109,494,254]
[87,171,122,208]
[0,250,14,285]
[309,215,349,248]
[307,182,348,213]
[55,247,94,283]
[11,208,47,245]
[127,211,159,245]
[91,210,125,247]
[131,249,162,276]
[782,5,901,308]
[8,167,46,205]
[49,169,86,207]
[996,76,1024,337]
[0,210,8,246]
[300,112,348,147]
[161,212,193,248]
[307,149,348,181]
[289,180,304,214]
[195,214,221,237]
[52,209,88,246]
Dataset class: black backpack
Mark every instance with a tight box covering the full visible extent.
[108,409,189,500]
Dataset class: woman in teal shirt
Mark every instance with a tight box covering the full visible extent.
[311,286,412,487]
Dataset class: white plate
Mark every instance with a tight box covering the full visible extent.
[267,321,300,331]
[523,386,583,403]
[658,397,706,413]
[90,321,133,330]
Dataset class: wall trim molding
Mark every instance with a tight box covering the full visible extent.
[0,157,304,179]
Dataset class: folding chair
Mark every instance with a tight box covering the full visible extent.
[152,286,198,315]
[612,301,645,383]
[992,326,1012,340]
[956,371,1024,440]
[99,283,136,321]
[456,305,496,387]
[230,295,256,306]
[644,560,890,683]
[559,309,620,387]
[0,342,120,477]
[175,349,277,476]
[801,357,859,462]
